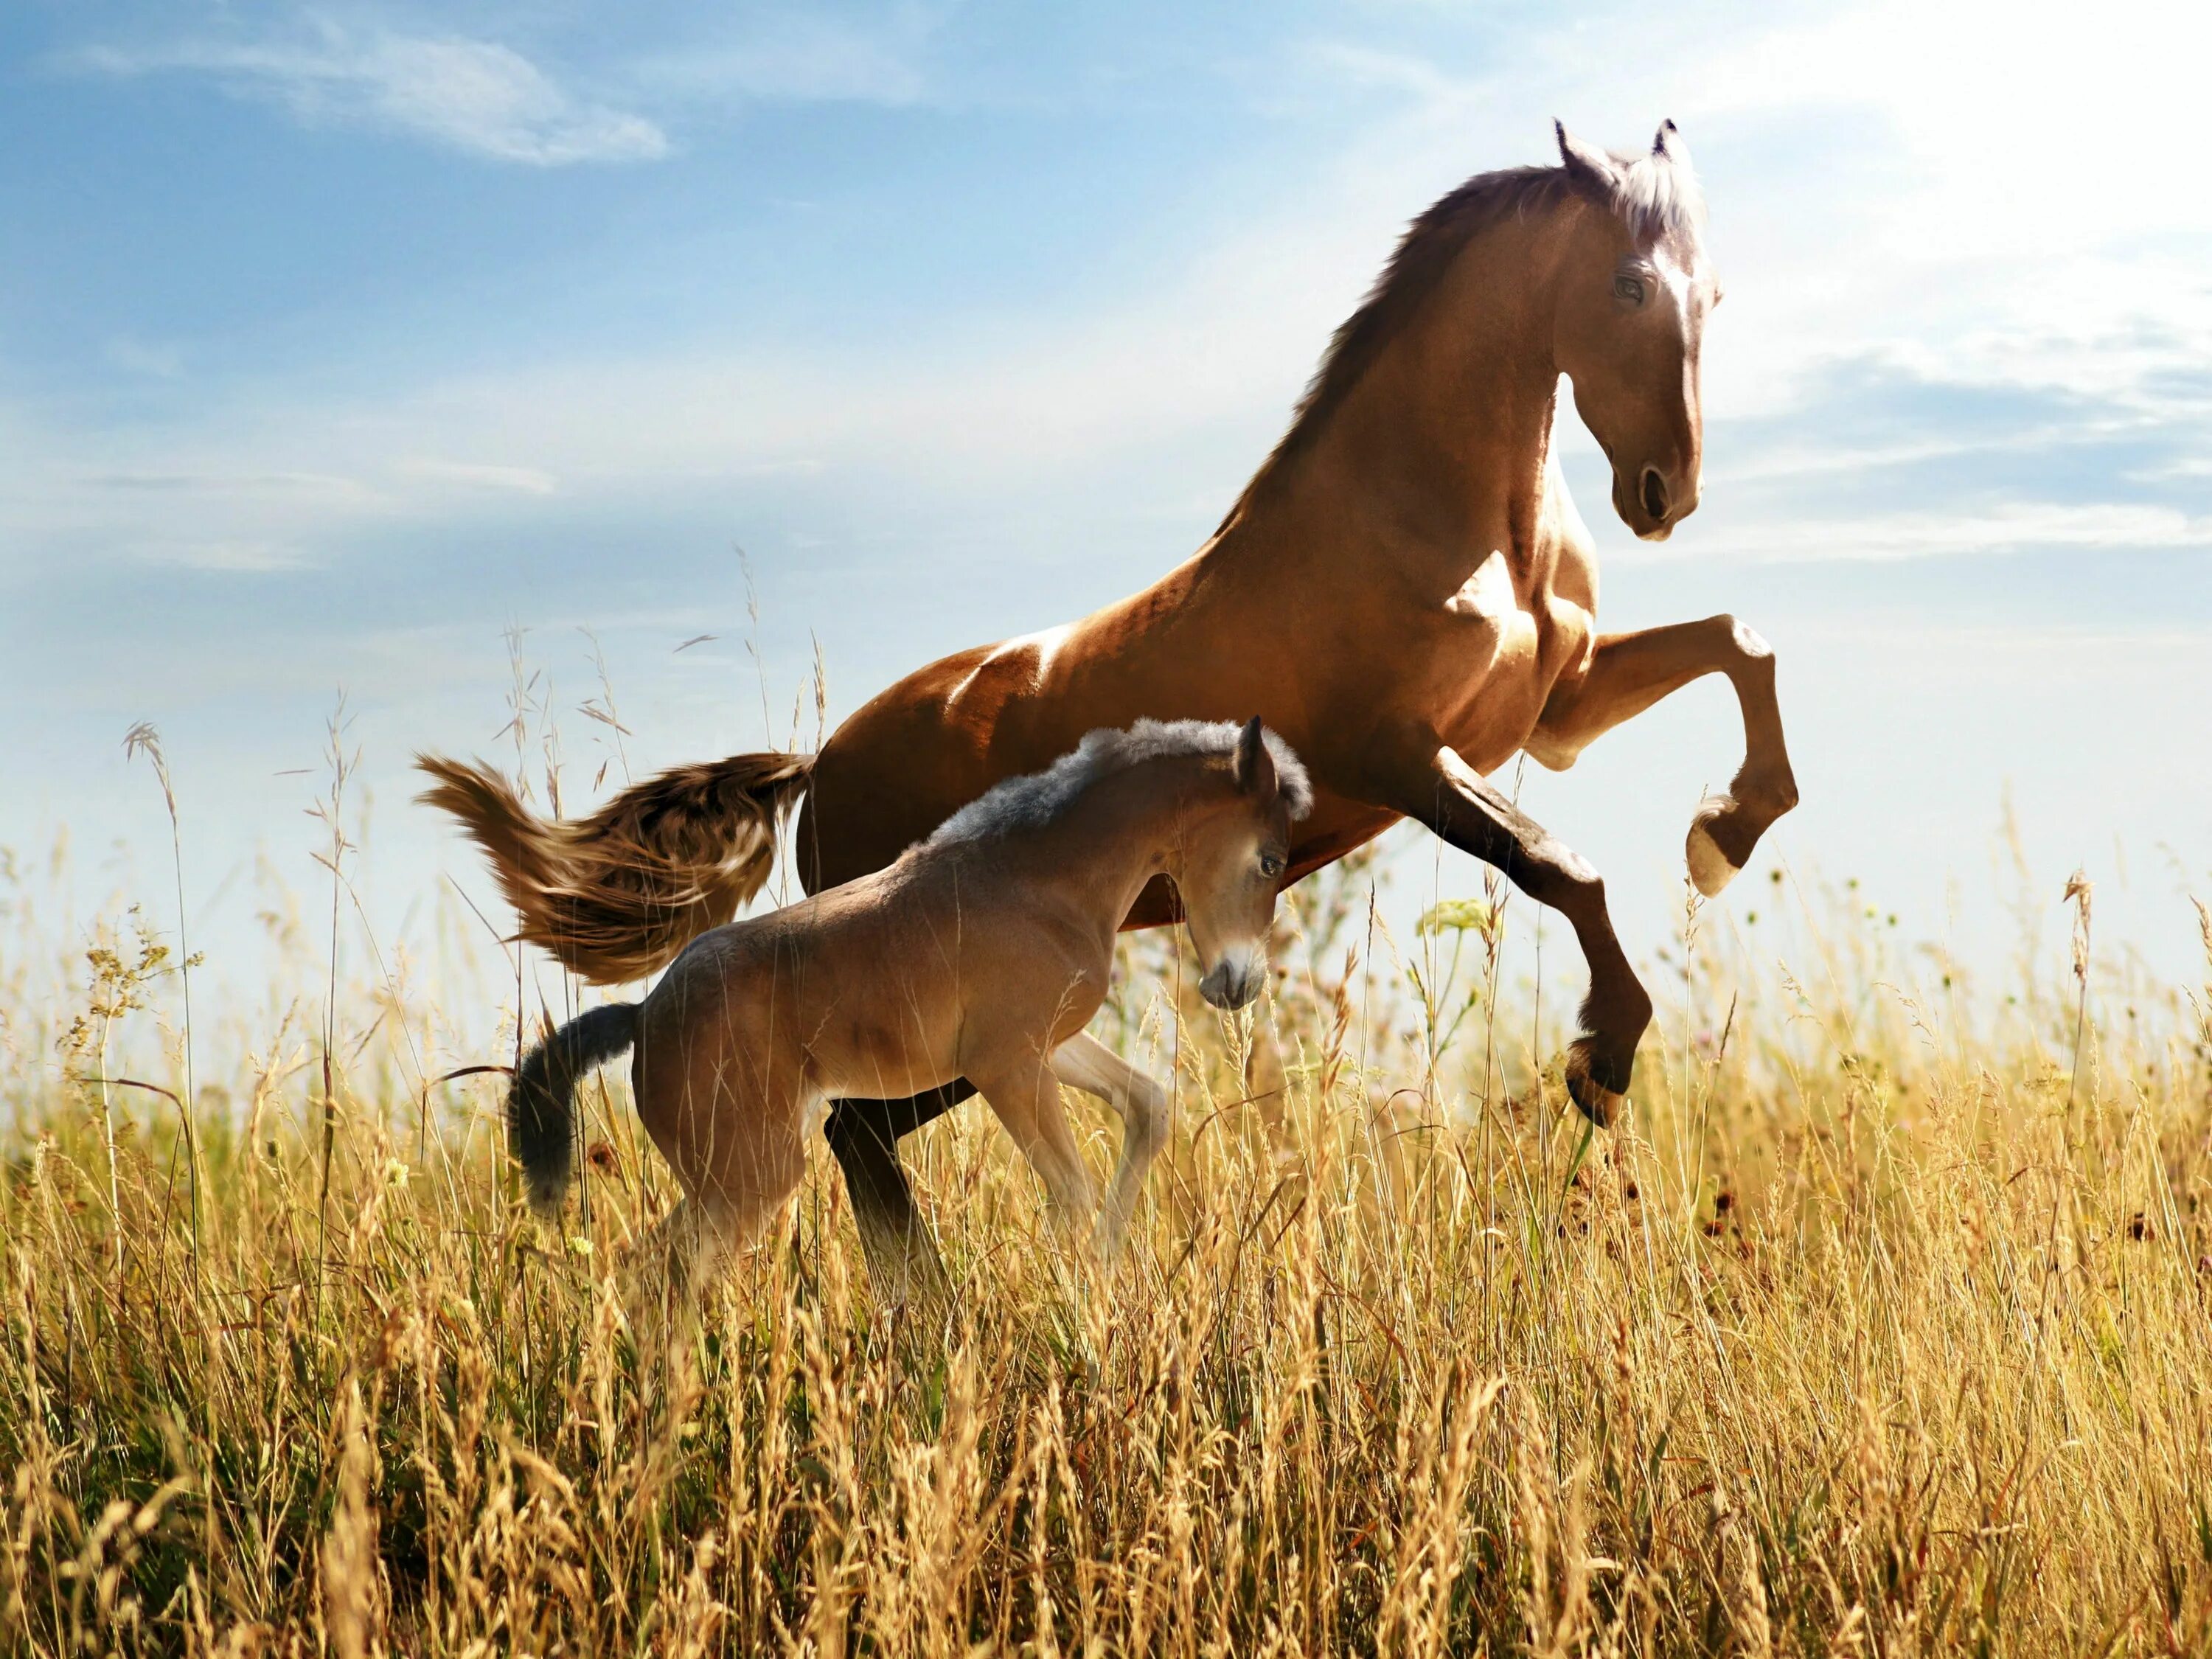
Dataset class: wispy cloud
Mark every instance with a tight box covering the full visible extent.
[400,459,559,495]
[104,336,187,379]
[79,467,378,504]
[628,10,933,108]
[69,22,669,165]
[1660,502,2212,567]
[139,540,316,573]
[1262,1,2212,580]
[21,0,2212,590]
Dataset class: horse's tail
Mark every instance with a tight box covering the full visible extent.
[509,1002,641,1213]
[415,751,815,984]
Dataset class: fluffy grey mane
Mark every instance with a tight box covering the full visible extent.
[927,720,1314,847]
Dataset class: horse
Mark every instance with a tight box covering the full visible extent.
[420,118,1799,1300]
[504,719,1307,1287]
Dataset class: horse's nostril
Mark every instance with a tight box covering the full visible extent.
[1641,467,1669,522]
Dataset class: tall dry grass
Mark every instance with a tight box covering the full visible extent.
[2,797,2210,1655]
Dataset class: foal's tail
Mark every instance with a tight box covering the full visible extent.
[510,1002,641,1214]
[416,751,815,984]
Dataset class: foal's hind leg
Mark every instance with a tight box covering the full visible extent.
[1049,1032,1172,1259]
[636,1084,813,1307]
[628,1197,719,1318]
[619,1195,746,1350]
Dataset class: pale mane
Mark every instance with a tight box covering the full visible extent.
[926,720,1314,847]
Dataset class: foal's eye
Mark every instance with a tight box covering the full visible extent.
[1613,274,1647,305]
[1259,854,1284,880]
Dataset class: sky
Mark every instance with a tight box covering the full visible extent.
[4,0,2211,1051]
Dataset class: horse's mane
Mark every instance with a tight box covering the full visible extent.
[926,719,1313,847]
[1220,141,1704,532]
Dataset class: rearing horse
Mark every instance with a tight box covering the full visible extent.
[421,119,1798,1296]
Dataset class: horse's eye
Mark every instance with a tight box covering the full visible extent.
[1613,274,1646,305]
[1259,854,1284,880]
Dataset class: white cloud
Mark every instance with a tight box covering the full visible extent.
[72,24,669,165]
[81,468,375,501]
[139,540,315,573]
[1273,1,2212,421]
[104,336,187,379]
[1264,0,2212,580]
[629,12,931,108]
[400,459,559,495]
[2132,457,2212,483]
[1648,502,2212,567]
[18,0,2211,586]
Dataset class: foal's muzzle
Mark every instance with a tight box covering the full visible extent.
[1198,950,1266,1012]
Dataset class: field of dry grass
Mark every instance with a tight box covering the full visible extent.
[4,810,2210,1655]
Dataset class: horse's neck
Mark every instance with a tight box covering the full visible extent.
[1224,216,1565,588]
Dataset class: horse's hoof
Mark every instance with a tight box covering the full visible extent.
[1564,1038,1627,1128]
[1686,796,1743,897]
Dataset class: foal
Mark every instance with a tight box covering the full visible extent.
[509,717,1310,1287]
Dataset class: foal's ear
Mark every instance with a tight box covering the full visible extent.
[1554,119,1620,197]
[1232,716,1277,799]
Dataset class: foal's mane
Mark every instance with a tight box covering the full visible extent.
[1220,139,1703,532]
[926,719,1313,847]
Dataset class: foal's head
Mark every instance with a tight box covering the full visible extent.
[1175,718,1309,1012]
[1549,119,1716,541]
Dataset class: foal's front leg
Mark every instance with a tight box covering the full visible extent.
[1360,736,1649,1126]
[970,1051,1100,1242]
[1526,614,1799,895]
[1049,1032,1172,1258]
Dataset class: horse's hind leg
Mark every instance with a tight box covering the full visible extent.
[1050,1032,1172,1259]
[1526,615,1799,895]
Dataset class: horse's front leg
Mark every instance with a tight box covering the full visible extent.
[1360,736,1650,1126]
[1526,614,1799,896]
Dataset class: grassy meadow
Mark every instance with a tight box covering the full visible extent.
[3,777,2211,1655]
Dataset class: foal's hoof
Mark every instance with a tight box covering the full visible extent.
[1564,1037,1629,1128]
[1686,794,1744,897]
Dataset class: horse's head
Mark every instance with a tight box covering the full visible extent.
[1175,718,1308,1012]
[1549,119,1716,542]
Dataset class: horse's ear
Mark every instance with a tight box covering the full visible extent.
[1232,717,1277,799]
[1652,118,1678,158]
[1554,119,1618,198]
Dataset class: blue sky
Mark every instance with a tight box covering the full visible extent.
[4,0,2210,1037]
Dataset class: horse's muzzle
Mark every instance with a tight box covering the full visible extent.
[1624,463,1699,541]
